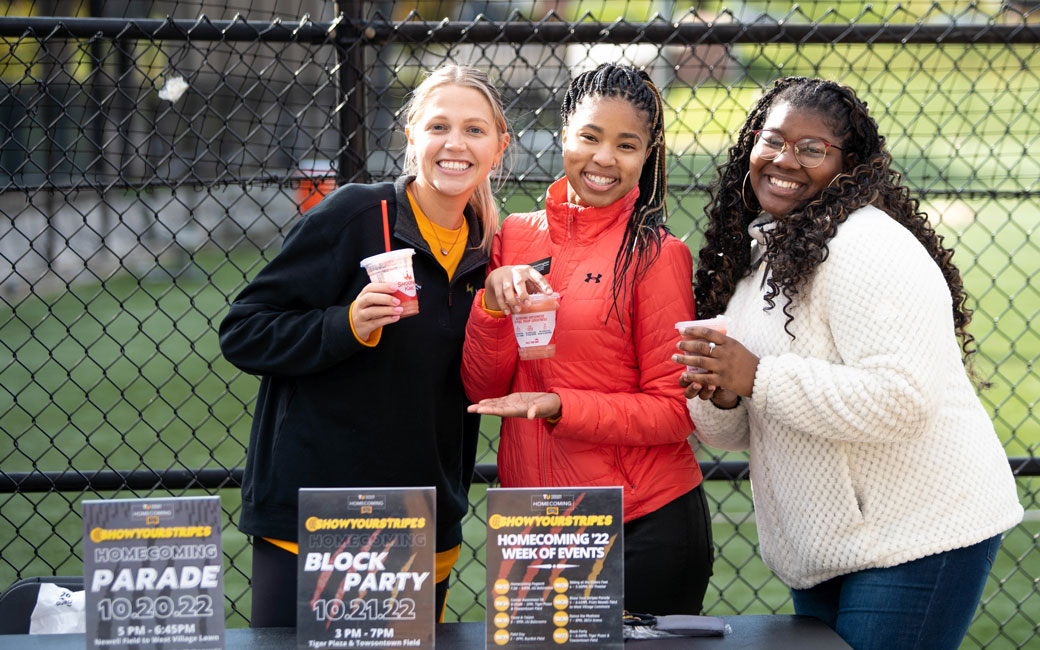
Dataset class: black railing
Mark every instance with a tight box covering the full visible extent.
[4,457,1040,493]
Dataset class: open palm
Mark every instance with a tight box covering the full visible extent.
[468,391,562,420]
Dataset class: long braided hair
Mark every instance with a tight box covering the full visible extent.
[560,63,670,322]
[695,76,978,357]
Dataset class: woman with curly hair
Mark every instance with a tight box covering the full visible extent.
[675,77,1021,649]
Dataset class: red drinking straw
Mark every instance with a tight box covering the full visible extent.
[380,199,391,252]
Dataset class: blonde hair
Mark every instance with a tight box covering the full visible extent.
[402,65,509,253]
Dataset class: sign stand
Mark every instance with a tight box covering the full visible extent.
[83,496,225,650]
[297,487,436,649]
[485,487,623,648]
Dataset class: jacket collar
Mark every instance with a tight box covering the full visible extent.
[748,213,776,283]
[545,177,639,245]
[392,175,489,275]
[747,213,776,247]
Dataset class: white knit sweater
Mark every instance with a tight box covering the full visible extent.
[688,205,1023,589]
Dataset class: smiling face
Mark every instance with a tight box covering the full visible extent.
[749,102,845,218]
[562,96,651,208]
[405,84,507,202]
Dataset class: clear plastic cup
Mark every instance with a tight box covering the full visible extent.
[675,315,729,373]
[360,248,419,317]
[512,293,560,360]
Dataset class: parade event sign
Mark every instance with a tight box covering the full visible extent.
[83,496,225,650]
[486,487,623,648]
[297,487,435,650]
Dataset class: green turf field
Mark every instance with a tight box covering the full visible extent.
[1,60,1038,641]
[1,189,1036,643]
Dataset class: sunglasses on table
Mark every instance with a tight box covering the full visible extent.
[752,129,842,168]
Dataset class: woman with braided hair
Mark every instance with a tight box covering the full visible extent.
[462,63,713,614]
[676,76,1021,648]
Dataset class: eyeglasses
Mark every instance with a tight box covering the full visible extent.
[752,129,842,168]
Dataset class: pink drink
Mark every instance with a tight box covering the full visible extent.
[512,293,560,360]
[675,315,729,373]
[360,249,419,317]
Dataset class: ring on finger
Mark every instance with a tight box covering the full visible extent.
[708,341,716,354]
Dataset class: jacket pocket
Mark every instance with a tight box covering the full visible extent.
[613,446,636,490]
[270,382,297,460]
[547,437,615,486]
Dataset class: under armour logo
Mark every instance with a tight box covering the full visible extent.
[585,273,602,283]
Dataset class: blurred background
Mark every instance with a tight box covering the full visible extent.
[0,1,1037,646]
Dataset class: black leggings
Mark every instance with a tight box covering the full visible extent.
[250,538,297,628]
[623,484,714,615]
[249,537,450,627]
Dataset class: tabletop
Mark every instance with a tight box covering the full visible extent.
[2,615,851,649]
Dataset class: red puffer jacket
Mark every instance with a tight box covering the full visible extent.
[461,179,702,522]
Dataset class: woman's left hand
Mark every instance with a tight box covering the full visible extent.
[673,327,760,401]
[483,265,553,313]
[467,392,562,420]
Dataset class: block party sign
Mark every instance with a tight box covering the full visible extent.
[297,487,435,649]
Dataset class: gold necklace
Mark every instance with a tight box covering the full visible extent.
[430,218,464,256]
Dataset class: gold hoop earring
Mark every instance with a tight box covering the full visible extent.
[741,171,756,212]
[827,173,842,190]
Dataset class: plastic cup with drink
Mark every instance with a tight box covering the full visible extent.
[512,293,561,360]
[359,248,420,317]
[674,315,729,373]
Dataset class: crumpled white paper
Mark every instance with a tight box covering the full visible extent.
[158,75,189,102]
[29,582,85,634]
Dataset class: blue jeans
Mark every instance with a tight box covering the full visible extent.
[791,534,1001,650]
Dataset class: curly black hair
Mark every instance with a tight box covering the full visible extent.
[694,76,977,357]
[561,63,669,322]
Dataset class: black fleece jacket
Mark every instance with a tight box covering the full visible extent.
[219,175,488,550]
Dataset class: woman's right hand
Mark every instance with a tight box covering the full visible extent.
[351,282,404,341]
[484,265,553,313]
[673,326,759,406]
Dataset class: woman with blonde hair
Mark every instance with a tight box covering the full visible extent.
[220,64,510,626]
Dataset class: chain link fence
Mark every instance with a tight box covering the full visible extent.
[1,1,1037,646]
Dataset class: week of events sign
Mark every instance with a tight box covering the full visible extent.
[486,487,623,648]
[297,487,435,649]
[82,496,225,650]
